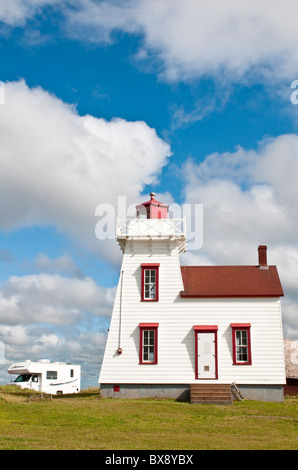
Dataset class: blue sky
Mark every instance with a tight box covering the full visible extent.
[1,1,298,388]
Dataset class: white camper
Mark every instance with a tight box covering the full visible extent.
[7,359,81,394]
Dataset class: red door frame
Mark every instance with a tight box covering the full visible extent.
[194,325,218,380]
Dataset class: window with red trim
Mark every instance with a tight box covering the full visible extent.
[139,323,158,364]
[231,324,252,365]
[141,264,159,301]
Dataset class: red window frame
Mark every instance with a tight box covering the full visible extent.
[231,323,252,365]
[141,263,160,301]
[139,323,159,364]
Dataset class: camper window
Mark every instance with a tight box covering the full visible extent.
[46,371,57,380]
[14,374,31,383]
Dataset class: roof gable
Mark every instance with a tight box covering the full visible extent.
[180,265,284,298]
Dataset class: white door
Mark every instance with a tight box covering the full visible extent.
[30,375,40,391]
[197,332,217,379]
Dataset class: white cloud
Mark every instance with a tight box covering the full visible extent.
[2,1,298,85]
[0,273,115,326]
[34,253,83,278]
[139,0,298,82]
[61,0,298,85]
[0,0,59,27]
[0,325,31,347]
[0,80,170,263]
[38,333,60,348]
[64,0,138,44]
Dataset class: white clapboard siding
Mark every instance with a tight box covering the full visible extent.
[99,239,286,385]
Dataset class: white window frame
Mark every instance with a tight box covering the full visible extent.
[144,269,156,300]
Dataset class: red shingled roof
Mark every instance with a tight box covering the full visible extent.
[180,265,284,298]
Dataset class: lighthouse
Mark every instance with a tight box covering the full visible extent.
[98,192,285,403]
[99,192,187,398]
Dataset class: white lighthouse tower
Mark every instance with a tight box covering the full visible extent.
[99,192,187,398]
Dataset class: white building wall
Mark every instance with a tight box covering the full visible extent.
[99,239,286,386]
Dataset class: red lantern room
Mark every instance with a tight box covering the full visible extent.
[136,192,169,219]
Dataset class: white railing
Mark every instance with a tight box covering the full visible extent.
[116,218,186,239]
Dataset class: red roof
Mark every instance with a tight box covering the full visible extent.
[136,192,169,208]
[136,198,168,208]
[180,265,284,298]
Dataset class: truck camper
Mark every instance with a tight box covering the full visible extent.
[7,359,81,394]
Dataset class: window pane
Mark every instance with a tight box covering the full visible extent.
[236,330,247,346]
[237,347,248,362]
[143,269,157,300]
[46,371,57,380]
[241,350,248,362]
[149,284,156,299]
[149,346,154,361]
[241,331,248,346]
[236,331,241,345]
[144,285,150,298]
[143,331,149,344]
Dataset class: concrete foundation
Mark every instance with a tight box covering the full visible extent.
[100,384,190,401]
[100,383,284,402]
[237,384,284,402]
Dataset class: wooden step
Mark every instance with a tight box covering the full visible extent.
[190,384,232,404]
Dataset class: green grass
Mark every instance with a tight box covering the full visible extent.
[0,386,297,450]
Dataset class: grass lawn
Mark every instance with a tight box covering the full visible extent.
[0,386,297,450]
